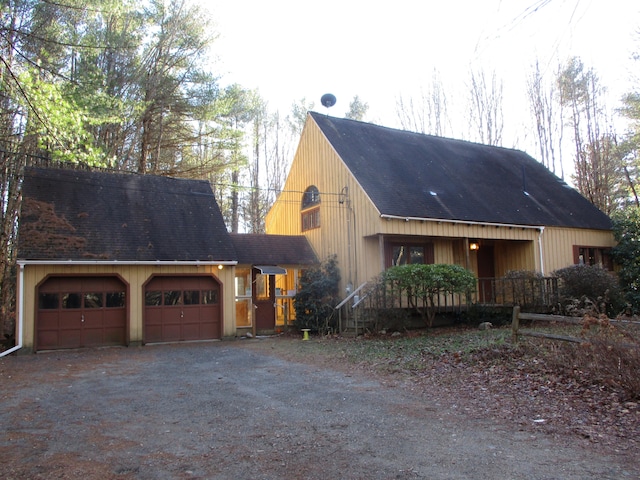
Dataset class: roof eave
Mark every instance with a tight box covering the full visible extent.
[17,259,238,266]
[379,214,545,230]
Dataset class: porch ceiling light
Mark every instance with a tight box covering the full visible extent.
[469,241,480,251]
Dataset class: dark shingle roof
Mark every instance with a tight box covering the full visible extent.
[230,234,318,265]
[310,112,612,230]
[18,167,236,262]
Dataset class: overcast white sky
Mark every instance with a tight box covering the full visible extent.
[203,0,639,152]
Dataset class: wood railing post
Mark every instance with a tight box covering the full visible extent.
[511,305,521,344]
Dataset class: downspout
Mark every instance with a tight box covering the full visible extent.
[1,263,24,357]
[538,227,545,276]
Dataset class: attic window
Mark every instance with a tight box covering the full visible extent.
[302,208,320,232]
[301,186,321,232]
[301,186,320,209]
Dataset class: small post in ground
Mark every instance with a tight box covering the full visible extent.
[511,305,520,344]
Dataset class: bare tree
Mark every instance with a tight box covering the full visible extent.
[526,60,565,178]
[243,106,298,233]
[467,69,504,146]
[395,70,450,136]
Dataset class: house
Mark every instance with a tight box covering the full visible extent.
[15,166,316,353]
[265,112,615,302]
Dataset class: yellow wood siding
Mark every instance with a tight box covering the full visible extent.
[541,227,616,274]
[18,264,236,351]
[266,114,616,296]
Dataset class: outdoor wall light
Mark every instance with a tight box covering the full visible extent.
[469,241,480,251]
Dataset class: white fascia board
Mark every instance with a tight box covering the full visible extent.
[379,214,544,231]
[17,260,238,266]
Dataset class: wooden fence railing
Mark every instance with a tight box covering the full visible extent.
[511,305,640,345]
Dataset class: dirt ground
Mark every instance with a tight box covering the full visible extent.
[0,339,638,479]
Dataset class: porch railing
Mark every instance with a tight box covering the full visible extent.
[334,276,561,333]
[476,276,560,309]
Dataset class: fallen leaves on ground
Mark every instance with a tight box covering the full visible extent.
[247,328,640,457]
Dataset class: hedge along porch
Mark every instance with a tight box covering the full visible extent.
[15,167,238,353]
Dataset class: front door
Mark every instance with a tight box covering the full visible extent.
[477,245,495,303]
[253,269,276,332]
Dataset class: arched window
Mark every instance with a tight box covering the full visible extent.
[301,186,320,231]
[301,185,320,209]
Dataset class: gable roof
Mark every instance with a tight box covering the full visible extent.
[309,112,612,230]
[230,234,318,266]
[18,167,236,262]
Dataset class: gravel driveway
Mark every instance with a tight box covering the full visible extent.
[1,339,637,479]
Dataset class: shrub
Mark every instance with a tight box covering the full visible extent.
[495,270,545,307]
[611,207,640,309]
[293,255,340,333]
[381,263,476,327]
[552,264,624,316]
[544,319,640,401]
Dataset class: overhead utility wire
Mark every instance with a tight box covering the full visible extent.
[211,183,346,199]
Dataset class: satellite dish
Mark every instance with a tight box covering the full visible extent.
[321,93,336,108]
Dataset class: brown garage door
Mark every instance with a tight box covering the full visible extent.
[144,275,221,343]
[37,276,127,351]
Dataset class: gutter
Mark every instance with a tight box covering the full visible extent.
[380,213,547,274]
[538,226,546,275]
[0,259,237,357]
[1,263,24,357]
[16,260,238,266]
[379,213,544,231]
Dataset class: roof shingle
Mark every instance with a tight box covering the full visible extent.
[310,112,612,230]
[18,167,236,262]
[230,234,318,266]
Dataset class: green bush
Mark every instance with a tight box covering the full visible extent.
[381,263,476,327]
[611,207,640,309]
[552,264,624,316]
[293,256,340,333]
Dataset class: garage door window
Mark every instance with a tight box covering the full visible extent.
[145,289,219,306]
[106,292,126,308]
[145,291,162,306]
[84,293,103,308]
[202,290,218,304]
[164,290,182,305]
[62,293,82,309]
[39,293,59,309]
[184,290,200,305]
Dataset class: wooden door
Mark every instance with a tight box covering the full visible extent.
[477,246,495,303]
[253,269,276,331]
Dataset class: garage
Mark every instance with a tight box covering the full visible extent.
[144,275,221,343]
[36,276,128,351]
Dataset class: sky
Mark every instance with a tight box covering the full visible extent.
[202,0,640,156]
